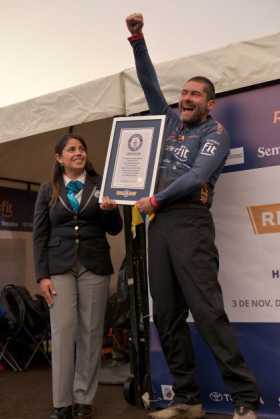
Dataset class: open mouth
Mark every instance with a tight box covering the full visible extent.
[182,103,195,112]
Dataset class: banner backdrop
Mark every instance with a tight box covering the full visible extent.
[0,187,37,231]
[149,82,280,417]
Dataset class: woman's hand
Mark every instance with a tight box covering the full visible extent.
[39,278,56,306]
[100,196,117,210]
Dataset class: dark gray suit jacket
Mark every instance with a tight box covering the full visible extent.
[33,174,122,281]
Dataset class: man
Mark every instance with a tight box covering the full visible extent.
[126,13,259,419]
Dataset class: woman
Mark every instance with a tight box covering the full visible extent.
[33,134,123,419]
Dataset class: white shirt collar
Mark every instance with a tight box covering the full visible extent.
[64,171,86,186]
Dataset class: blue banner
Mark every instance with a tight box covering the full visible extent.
[0,186,37,231]
[149,81,280,417]
[150,323,280,417]
[214,83,280,173]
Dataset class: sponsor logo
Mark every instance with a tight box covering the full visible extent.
[209,392,232,403]
[174,145,190,162]
[257,146,280,158]
[272,270,280,280]
[216,122,225,134]
[273,110,280,124]
[247,203,280,234]
[225,147,244,166]
[0,200,13,219]
[94,188,100,198]
[161,385,174,401]
[166,144,190,162]
[128,134,143,152]
[200,140,218,156]
[209,392,266,406]
[116,190,137,197]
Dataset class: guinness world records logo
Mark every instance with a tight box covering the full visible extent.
[128,134,143,151]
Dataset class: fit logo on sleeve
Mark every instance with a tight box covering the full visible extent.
[200,140,218,156]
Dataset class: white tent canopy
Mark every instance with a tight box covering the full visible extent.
[0,31,279,182]
[0,73,124,146]
[0,30,279,296]
[124,32,280,115]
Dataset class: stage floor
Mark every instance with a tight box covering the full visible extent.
[0,364,229,419]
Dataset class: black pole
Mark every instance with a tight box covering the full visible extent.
[123,205,142,406]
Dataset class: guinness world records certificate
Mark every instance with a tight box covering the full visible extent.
[99,116,166,205]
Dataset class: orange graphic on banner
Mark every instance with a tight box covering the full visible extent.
[0,200,13,219]
[273,110,280,124]
[247,203,280,234]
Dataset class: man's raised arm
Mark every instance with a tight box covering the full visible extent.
[126,13,168,115]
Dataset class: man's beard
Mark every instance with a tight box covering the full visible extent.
[180,103,208,124]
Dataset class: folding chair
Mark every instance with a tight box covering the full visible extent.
[21,293,51,369]
[0,299,26,371]
[0,285,51,371]
[0,333,23,372]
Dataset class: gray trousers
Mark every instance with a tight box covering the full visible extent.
[50,264,109,407]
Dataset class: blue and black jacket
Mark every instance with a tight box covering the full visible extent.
[129,35,230,209]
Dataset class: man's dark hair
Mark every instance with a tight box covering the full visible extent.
[188,76,215,100]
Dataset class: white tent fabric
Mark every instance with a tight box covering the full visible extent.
[123,32,280,115]
[0,32,279,146]
[0,73,124,144]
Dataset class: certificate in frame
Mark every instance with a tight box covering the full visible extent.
[99,115,166,205]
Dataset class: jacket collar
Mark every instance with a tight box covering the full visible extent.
[80,175,98,212]
[58,174,98,214]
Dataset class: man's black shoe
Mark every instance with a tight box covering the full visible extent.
[49,406,73,419]
[73,404,93,419]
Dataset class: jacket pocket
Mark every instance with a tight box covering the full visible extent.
[48,237,61,247]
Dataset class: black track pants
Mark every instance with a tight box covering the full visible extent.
[148,206,260,410]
